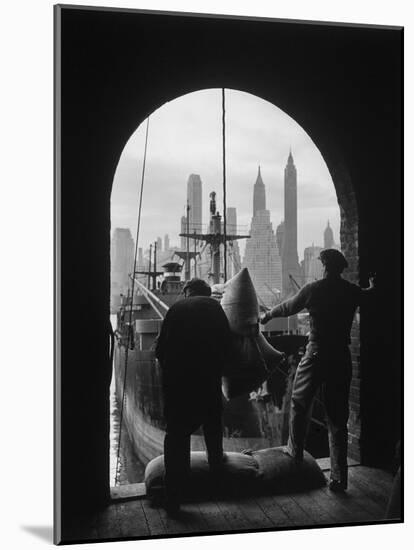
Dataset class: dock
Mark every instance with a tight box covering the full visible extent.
[61,463,399,543]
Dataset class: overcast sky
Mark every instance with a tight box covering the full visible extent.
[111,89,340,260]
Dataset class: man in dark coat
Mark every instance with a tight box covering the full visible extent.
[155,278,231,513]
[260,249,375,492]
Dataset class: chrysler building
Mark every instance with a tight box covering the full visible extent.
[242,167,282,307]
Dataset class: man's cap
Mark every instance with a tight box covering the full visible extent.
[182,278,212,297]
[319,248,348,271]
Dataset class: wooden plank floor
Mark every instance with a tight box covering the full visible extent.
[62,466,397,543]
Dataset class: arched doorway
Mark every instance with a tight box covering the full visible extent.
[108,87,357,486]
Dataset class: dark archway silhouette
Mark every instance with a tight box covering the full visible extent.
[56,6,402,527]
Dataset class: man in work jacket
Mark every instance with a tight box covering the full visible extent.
[260,249,375,492]
[155,278,231,513]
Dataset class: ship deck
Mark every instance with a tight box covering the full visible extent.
[62,462,399,543]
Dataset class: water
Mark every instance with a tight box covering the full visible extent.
[109,315,147,486]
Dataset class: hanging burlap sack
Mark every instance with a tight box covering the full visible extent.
[221,268,285,399]
[221,268,259,336]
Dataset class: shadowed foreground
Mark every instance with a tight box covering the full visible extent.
[61,465,399,543]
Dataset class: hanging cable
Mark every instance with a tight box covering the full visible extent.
[228,241,239,278]
[222,88,227,282]
[115,116,150,486]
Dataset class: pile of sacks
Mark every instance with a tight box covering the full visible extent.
[145,447,326,500]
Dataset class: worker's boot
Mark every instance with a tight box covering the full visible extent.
[328,479,347,493]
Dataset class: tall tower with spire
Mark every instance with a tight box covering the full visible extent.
[324,220,334,249]
[253,165,266,216]
[242,167,282,307]
[282,150,301,296]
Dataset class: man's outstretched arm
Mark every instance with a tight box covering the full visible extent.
[260,284,311,324]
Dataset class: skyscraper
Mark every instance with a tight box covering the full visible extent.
[303,244,323,282]
[156,236,162,253]
[164,234,170,251]
[253,166,266,216]
[110,228,135,308]
[282,151,302,296]
[187,174,203,233]
[134,247,147,286]
[324,220,335,249]
[242,167,282,307]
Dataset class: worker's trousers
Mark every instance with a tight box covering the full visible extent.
[164,406,224,505]
[287,342,352,487]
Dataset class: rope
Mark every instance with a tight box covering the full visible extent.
[222,88,227,282]
[115,116,150,486]
[228,240,240,277]
[253,333,327,426]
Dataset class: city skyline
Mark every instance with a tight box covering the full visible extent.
[112,178,340,265]
[111,182,339,265]
[112,221,337,261]
[111,88,340,261]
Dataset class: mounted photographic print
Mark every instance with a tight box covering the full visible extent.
[54,4,403,545]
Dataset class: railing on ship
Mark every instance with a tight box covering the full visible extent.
[183,222,249,236]
[131,276,169,320]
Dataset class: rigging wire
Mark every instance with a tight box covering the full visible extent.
[222,88,227,282]
[115,116,150,486]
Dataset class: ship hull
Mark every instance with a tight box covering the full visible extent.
[113,335,304,467]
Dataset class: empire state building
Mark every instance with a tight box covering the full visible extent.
[282,151,302,296]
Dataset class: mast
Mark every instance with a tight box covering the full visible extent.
[148,244,152,289]
[193,230,197,277]
[211,204,221,284]
[153,240,157,290]
[180,191,249,285]
[222,88,227,281]
[178,90,250,284]
[186,201,190,280]
[133,243,163,286]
